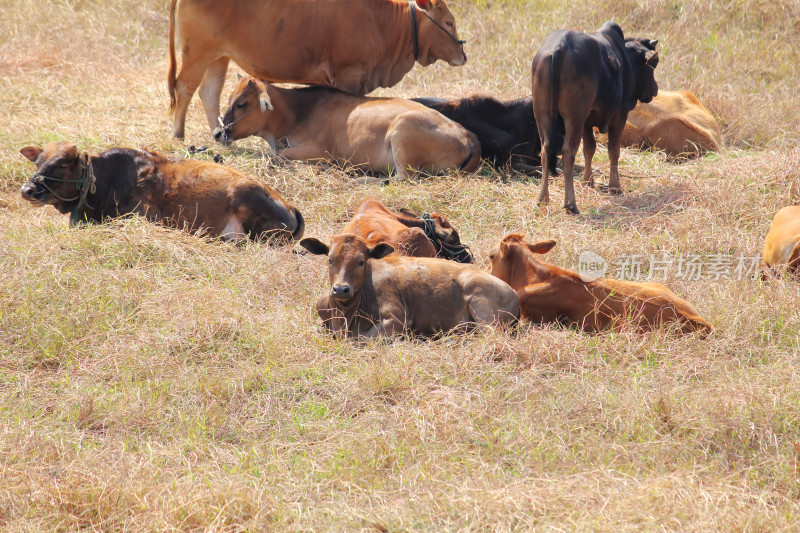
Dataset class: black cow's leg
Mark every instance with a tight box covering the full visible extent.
[560,117,584,214]
[607,119,625,194]
[582,123,596,187]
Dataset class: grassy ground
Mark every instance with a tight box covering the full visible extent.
[2,0,800,530]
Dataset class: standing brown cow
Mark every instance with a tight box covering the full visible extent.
[168,0,467,138]
[19,141,304,243]
[532,21,659,213]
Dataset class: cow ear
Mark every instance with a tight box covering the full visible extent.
[645,50,659,68]
[498,241,510,258]
[300,238,330,256]
[527,240,557,254]
[415,0,431,10]
[369,243,395,259]
[20,146,42,162]
[251,79,273,111]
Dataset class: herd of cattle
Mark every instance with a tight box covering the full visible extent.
[16,0,800,339]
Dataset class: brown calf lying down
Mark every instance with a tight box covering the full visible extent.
[168,0,467,138]
[761,206,800,278]
[532,22,660,213]
[341,199,473,263]
[300,234,519,338]
[488,234,713,335]
[20,141,304,242]
[213,77,480,180]
[598,90,721,157]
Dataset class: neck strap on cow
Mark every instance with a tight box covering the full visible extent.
[409,1,419,61]
[31,152,97,223]
[420,213,474,264]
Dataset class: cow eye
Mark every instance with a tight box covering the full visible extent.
[328,258,332,265]
[446,20,454,28]
[236,101,248,110]
[358,260,365,267]
[489,254,495,259]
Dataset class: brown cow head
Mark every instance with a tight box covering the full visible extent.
[488,234,557,287]
[19,141,92,214]
[415,0,466,67]
[625,37,660,104]
[301,234,394,306]
[213,76,275,145]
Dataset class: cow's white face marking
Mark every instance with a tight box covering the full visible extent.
[221,215,246,242]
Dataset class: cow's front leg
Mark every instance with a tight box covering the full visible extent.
[362,317,405,339]
[606,119,625,195]
[280,143,332,165]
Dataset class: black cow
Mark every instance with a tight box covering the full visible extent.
[20,141,304,242]
[531,21,659,213]
[412,95,562,174]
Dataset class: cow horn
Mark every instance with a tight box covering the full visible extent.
[237,73,243,80]
[649,39,658,48]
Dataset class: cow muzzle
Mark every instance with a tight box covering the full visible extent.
[20,180,47,204]
[331,284,352,302]
[213,126,232,145]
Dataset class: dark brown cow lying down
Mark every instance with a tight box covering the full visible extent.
[489,234,713,335]
[342,199,473,263]
[300,234,519,338]
[20,141,304,242]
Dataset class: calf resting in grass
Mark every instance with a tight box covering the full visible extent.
[300,234,518,338]
[213,76,480,180]
[20,141,304,242]
[488,234,713,335]
[341,199,473,262]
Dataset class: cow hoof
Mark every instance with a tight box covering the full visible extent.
[608,187,623,196]
[565,205,580,215]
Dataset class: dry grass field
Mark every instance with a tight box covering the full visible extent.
[2,0,800,530]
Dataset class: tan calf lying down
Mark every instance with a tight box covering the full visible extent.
[341,199,473,262]
[488,234,713,335]
[300,234,519,338]
[598,90,721,157]
[761,206,800,278]
[20,141,304,242]
[213,76,480,179]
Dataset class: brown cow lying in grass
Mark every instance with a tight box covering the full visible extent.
[300,234,519,338]
[597,90,722,157]
[488,234,713,335]
[341,199,473,262]
[213,76,480,180]
[761,206,800,278]
[20,141,304,242]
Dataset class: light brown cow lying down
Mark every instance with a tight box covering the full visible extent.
[598,90,721,157]
[213,77,480,179]
[19,141,304,242]
[300,234,519,338]
[341,199,473,262]
[761,206,800,278]
[488,234,713,335]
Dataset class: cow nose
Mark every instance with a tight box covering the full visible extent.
[332,284,351,297]
[212,127,228,144]
[20,181,41,200]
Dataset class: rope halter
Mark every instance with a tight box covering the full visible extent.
[30,152,97,214]
[420,213,474,264]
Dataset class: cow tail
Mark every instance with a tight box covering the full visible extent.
[291,208,305,241]
[167,0,178,115]
[459,134,481,172]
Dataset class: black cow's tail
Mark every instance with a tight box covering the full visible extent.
[291,208,305,241]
